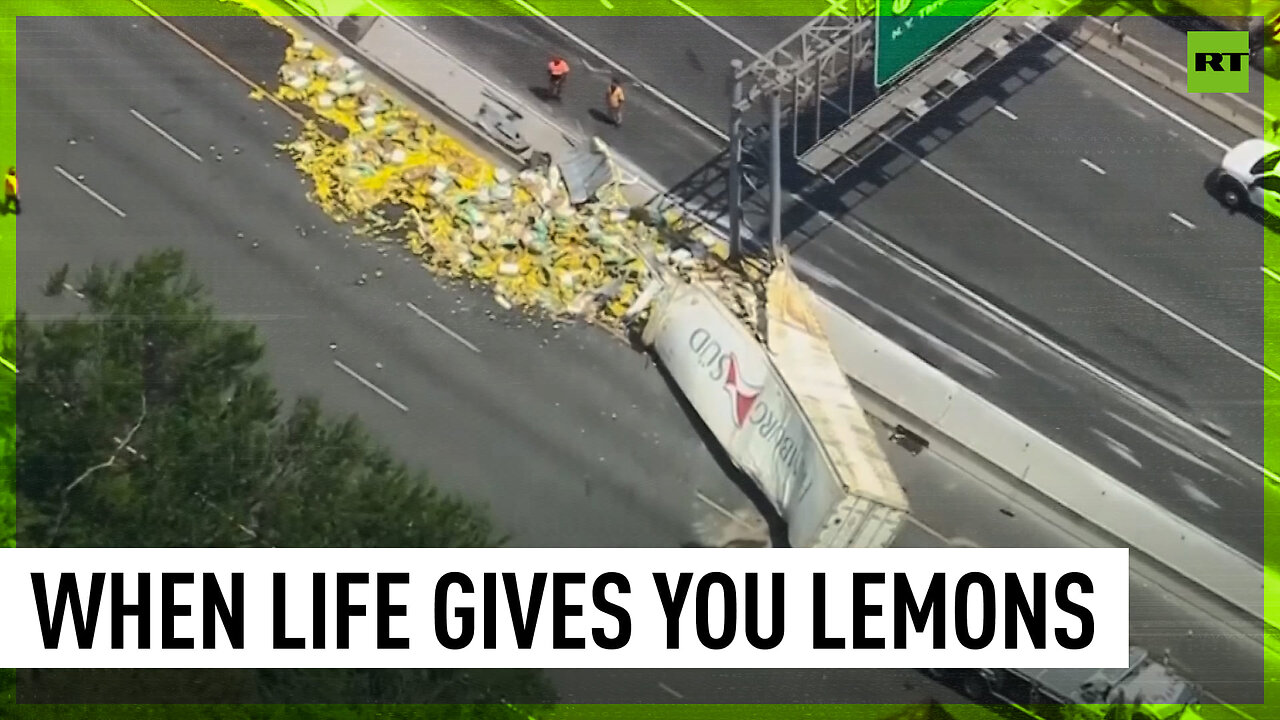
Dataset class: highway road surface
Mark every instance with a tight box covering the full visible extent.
[405,8,1269,565]
[15,11,1266,706]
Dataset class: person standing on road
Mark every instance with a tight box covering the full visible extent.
[606,77,626,127]
[2,167,18,215]
[547,55,569,100]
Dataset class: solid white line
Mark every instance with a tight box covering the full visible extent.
[427,6,1278,483]
[53,165,126,218]
[1027,23,1231,153]
[1083,17,1269,122]
[666,0,762,58]
[129,108,203,162]
[511,0,729,141]
[881,135,1272,382]
[1079,158,1107,175]
[333,359,409,413]
[794,254,998,380]
[131,0,306,123]
[406,301,481,354]
[657,682,685,700]
[993,105,1018,120]
[1169,212,1196,230]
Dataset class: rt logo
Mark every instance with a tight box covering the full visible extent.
[1187,31,1250,93]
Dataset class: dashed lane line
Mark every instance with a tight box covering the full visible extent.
[333,359,410,413]
[129,0,306,124]
[513,13,1276,480]
[406,301,482,354]
[129,108,203,162]
[1026,22,1231,153]
[880,133,1274,384]
[53,166,126,218]
[657,682,685,700]
[1079,158,1107,175]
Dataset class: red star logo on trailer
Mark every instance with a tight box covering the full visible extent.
[722,354,761,428]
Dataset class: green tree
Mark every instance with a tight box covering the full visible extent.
[13,250,554,716]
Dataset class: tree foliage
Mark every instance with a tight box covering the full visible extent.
[12,250,554,716]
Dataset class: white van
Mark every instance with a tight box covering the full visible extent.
[1215,138,1280,212]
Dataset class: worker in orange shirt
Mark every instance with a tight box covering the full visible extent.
[606,77,626,127]
[548,55,569,100]
[2,167,17,215]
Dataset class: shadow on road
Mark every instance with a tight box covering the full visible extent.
[658,20,1087,257]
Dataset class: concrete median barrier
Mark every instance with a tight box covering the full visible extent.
[810,292,1267,628]
[257,4,1268,629]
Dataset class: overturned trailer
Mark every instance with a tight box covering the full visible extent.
[639,253,910,548]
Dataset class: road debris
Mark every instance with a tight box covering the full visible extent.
[265,34,765,332]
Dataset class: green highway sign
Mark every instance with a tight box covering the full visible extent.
[875,0,1003,87]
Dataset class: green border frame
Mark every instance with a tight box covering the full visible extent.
[0,0,1275,718]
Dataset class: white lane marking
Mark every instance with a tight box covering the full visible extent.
[1027,23,1231,153]
[1083,17,1269,122]
[53,165,126,218]
[510,0,728,140]
[814,205,1277,483]
[1169,212,1196,230]
[1173,472,1223,511]
[657,682,685,700]
[794,254,998,380]
[880,135,1273,382]
[1262,266,1280,284]
[1126,106,1147,120]
[994,105,1018,120]
[448,12,1277,483]
[63,283,85,299]
[665,0,763,58]
[1104,410,1233,481]
[1079,157,1107,175]
[947,315,1041,376]
[130,0,306,123]
[1091,428,1143,469]
[129,108,203,162]
[333,359,409,413]
[406,301,481,354]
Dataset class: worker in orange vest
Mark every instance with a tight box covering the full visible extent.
[606,77,626,127]
[2,167,17,215]
[547,55,569,100]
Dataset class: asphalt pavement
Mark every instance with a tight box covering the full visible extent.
[13,12,1266,705]
[407,12,1267,568]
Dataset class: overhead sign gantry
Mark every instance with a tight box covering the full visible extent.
[714,0,1079,263]
[874,0,1006,86]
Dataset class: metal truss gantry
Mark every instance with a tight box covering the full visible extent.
[721,0,1073,264]
[726,8,874,262]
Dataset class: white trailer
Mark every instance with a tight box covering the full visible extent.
[639,254,910,549]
